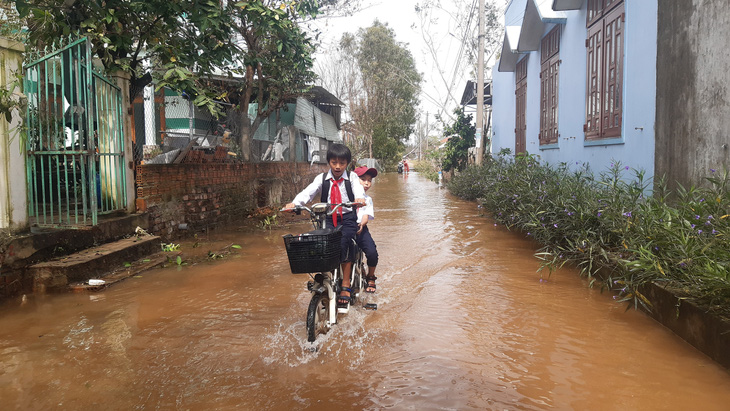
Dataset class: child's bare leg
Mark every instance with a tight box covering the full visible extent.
[342,262,352,287]
[339,262,353,303]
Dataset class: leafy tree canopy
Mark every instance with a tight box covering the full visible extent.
[0,2,25,42]
[12,0,345,117]
[15,0,234,103]
[348,21,422,165]
[223,0,323,157]
[442,107,475,172]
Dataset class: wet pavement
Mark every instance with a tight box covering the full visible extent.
[2,171,730,410]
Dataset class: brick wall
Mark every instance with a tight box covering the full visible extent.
[135,162,329,238]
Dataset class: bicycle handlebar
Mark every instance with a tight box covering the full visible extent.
[327,202,363,216]
[279,202,362,216]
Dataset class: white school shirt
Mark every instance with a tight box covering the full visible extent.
[292,170,366,213]
[357,194,374,224]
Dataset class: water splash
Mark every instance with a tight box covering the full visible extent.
[261,304,381,368]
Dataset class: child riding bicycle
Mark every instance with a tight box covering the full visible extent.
[283,144,366,310]
[354,166,379,293]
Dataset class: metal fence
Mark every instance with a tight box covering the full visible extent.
[130,88,238,164]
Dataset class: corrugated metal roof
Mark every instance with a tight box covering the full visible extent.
[321,113,340,142]
[294,97,341,141]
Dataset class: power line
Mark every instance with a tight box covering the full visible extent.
[439,0,478,120]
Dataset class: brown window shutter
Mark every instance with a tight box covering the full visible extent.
[584,0,624,141]
[515,57,528,154]
[585,22,602,140]
[602,4,624,138]
[587,0,604,27]
[540,26,561,146]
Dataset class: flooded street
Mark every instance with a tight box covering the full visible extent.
[2,171,730,410]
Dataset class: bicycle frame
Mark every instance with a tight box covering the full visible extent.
[284,202,360,332]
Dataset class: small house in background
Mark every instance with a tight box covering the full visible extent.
[491,0,658,179]
[131,84,343,165]
[252,86,344,163]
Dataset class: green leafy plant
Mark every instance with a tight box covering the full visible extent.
[207,251,224,259]
[448,152,730,317]
[161,243,181,252]
[260,215,278,230]
[441,107,475,173]
[0,70,28,154]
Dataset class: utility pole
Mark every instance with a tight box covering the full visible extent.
[423,112,429,160]
[416,119,423,161]
[475,0,485,165]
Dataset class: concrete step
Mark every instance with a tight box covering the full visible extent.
[68,251,169,292]
[4,213,150,271]
[28,235,161,292]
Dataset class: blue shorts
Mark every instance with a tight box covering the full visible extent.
[356,225,378,267]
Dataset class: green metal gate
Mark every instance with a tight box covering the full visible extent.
[24,38,127,227]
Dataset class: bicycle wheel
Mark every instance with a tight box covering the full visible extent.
[306,292,330,342]
[351,251,366,300]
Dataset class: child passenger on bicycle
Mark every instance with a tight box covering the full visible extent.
[354,166,379,293]
[283,144,366,310]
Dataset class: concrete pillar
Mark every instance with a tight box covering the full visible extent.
[143,84,156,145]
[0,37,27,232]
[287,125,297,162]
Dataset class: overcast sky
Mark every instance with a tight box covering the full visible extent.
[311,0,506,130]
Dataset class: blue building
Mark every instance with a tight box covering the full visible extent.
[491,0,658,178]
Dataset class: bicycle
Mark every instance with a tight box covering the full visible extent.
[281,202,374,342]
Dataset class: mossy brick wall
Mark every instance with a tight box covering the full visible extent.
[135,163,328,239]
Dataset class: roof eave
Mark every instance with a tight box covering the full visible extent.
[552,0,583,11]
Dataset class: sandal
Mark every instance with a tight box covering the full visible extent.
[365,276,377,293]
[337,287,352,308]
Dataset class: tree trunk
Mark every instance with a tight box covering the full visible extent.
[239,111,251,162]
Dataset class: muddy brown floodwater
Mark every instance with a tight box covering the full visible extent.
[2,172,730,410]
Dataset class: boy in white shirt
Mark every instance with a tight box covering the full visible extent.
[354,166,379,293]
[284,144,366,309]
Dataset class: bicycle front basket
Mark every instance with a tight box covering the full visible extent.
[283,228,342,274]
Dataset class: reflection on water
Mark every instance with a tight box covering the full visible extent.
[2,172,730,410]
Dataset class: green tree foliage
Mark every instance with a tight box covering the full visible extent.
[14,0,234,107]
[441,107,475,172]
[349,21,422,165]
[0,3,25,123]
[226,0,322,160]
[217,0,363,159]
[0,2,25,42]
[13,0,350,161]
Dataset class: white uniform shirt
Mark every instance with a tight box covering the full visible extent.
[357,194,374,224]
[292,170,366,213]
